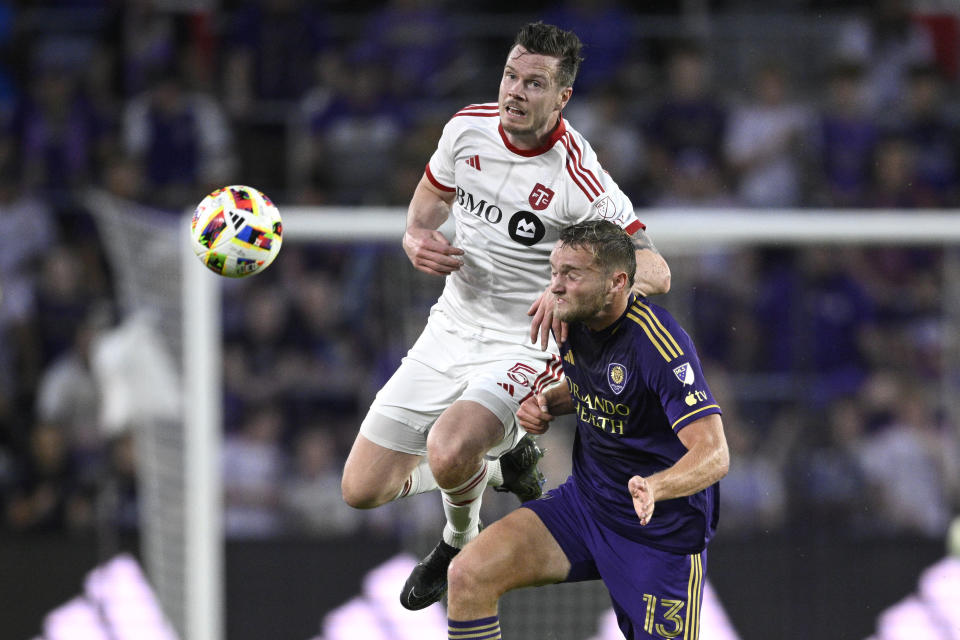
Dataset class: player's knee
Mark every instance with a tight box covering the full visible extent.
[447,551,491,602]
[340,474,389,510]
[426,442,469,486]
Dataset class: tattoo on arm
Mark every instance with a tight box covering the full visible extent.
[632,229,660,254]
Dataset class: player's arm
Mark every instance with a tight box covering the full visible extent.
[631,228,671,296]
[402,174,463,276]
[629,413,729,526]
[517,383,574,435]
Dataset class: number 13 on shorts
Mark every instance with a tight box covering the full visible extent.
[638,551,703,639]
[641,594,685,638]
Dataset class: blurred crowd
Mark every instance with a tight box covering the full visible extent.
[0,0,959,543]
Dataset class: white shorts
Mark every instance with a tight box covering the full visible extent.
[360,307,563,458]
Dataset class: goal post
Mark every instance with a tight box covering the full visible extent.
[275,207,960,247]
[181,230,224,640]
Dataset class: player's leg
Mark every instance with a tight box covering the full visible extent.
[340,406,529,511]
[446,507,571,620]
[430,399,506,541]
[441,351,560,511]
[433,356,559,535]
[340,430,424,509]
[427,399,503,488]
[341,309,473,510]
[446,477,603,640]
[399,399,506,610]
[400,352,560,610]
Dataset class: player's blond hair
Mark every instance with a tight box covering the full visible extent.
[558,221,636,287]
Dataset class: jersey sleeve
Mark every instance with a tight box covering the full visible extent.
[590,168,645,236]
[424,116,459,193]
[632,302,721,432]
[564,131,645,235]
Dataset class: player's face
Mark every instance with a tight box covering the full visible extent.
[549,243,611,328]
[499,46,572,149]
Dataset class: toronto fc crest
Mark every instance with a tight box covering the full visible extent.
[528,183,555,210]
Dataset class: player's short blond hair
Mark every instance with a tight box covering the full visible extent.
[558,221,636,287]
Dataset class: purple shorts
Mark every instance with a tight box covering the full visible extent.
[524,477,707,640]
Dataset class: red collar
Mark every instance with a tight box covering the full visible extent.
[498,115,566,157]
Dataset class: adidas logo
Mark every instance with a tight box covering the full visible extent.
[564,351,575,366]
[38,554,178,638]
[466,155,481,170]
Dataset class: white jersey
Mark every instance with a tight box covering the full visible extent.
[425,102,645,342]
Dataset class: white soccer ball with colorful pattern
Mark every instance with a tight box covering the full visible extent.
[191,185,283,278]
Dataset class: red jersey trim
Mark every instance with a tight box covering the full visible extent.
[498,116,567,157]
[562,133,604,195]
[453,103,499,118]
[563,155,595,201]
[425,163,455,192]
[560,138,600,200]
[454,110,499,118]
[519,354,564,404]
[625,220,646,235]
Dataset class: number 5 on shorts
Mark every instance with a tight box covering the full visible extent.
[507,362,538,386]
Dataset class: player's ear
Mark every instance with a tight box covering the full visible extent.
[558,87,572,111]
[611,270,629,294]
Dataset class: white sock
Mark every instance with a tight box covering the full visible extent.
[440,461,489,549]
[395,459,439,500]
[486,458,503,487]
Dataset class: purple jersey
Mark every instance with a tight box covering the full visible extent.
[559,295,722,553]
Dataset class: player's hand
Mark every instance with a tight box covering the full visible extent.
[517,393,553,435]
[629,476,655,526]
[402,227,464,276]
[527,288,568,351]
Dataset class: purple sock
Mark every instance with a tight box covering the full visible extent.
[448,615,502,640]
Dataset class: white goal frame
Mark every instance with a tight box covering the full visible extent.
[180,207,960,640]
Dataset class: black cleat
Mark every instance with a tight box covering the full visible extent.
[400,540,460,610]
[494,434,546,502]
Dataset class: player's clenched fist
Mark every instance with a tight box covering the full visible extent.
[629,476,655,526]
[517,393,553,435]
[403,227,464,276]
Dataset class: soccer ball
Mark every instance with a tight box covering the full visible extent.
[190,185,283,278]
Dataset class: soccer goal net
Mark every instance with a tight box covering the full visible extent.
[89,190,960,640]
